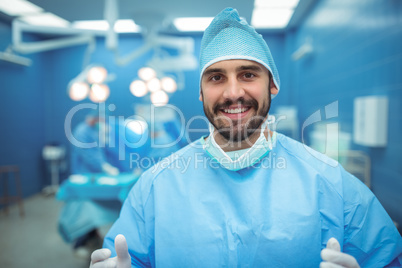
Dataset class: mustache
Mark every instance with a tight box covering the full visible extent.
[213,98,259,114]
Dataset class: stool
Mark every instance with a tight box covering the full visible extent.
[0,165,24,217]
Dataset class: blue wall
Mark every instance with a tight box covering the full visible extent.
[285,0,402,227]
[0,22,48,196]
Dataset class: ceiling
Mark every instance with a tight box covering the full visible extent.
[24,0,255,33]
[0,0,318,36]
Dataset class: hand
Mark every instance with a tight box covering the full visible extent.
[89,234,131,268]
[102,163,120,176]
[320,237,360,268]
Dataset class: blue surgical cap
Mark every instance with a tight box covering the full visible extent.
[199,7,280,98]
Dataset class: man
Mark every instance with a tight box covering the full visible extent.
[89,8,402,267]
[67,111,121,257]
[71,111,120,175]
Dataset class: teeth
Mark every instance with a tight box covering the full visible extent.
[224,107,248,114]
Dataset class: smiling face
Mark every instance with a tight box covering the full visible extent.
[200,59,278,143]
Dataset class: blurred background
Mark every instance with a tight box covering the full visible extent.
[0,0,401,267]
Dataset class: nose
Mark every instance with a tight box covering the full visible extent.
[222,76,245,100]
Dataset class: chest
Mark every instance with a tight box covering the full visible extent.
[151,168,324,267]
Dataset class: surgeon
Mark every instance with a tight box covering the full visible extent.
[71,111,120,175]
[147,118,185,162]
[67,111,121,257]
[89,8,402,267]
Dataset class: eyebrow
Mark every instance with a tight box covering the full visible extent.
[236,64,264,72]
[202,64,264,79]
[202,68,224,78]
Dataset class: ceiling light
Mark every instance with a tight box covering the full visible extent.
[173,17,214,32]
[161,77,177,93]
[0,0,43,16]
[150,90,169,107]
[89,84,110,103]
[138,67,156,81]
[114,20,141,33]
[72,20,108,31]
[72,19,140,33]
[69,81,89,101]
[252,8,294,29]
[254,0,300,8]
[87,66,108,84]
[19,12,70,27]
[129,80,148,97]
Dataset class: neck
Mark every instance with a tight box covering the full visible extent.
[212,126,272,152]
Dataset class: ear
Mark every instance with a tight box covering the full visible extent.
[199,90,203,101]
[269,78,279,96]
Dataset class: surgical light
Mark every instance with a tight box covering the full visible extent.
[161,77,177,93]
[150,90,169,107]
[129,66,178,106]
[67,66,112,102]
[89,84,110,103]
[126,119,148,135]
[147,77,161,93]
[69,81,90,101]
[130,80,148,97]
[138,67,156,81]
[87,66,108,84]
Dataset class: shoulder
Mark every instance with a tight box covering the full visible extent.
[149,138,205,175]
[275,133,358,194]
[275,133,339,172]
[275,133,376,203]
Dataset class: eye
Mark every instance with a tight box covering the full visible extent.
[243,72,256,79]
[210,75,222,81]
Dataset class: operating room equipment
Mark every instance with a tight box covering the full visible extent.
[42,144,67,195]
[57,172,139,243]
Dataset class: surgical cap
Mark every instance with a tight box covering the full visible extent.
[199,7,280,98]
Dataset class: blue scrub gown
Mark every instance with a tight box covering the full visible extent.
[104,133,402,267]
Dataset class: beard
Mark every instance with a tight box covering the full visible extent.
[203,93,271,142]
